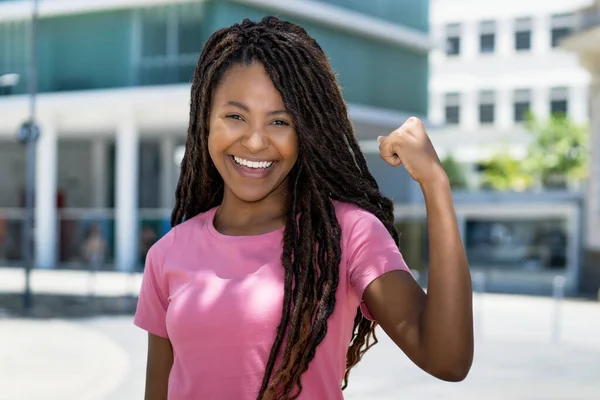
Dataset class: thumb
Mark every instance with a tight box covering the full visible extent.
[377,135,386,144]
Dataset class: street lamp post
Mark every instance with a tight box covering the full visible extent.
[17,0,40,311]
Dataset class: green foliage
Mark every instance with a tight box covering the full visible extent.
[441,154,468,189]
[479,150,532,191]
[479,113,588,191]
[524,113,588,187]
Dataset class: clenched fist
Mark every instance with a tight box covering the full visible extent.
[378,117,447,185]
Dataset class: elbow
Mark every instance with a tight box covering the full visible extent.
[427,356,473,382]
[434,367,471,382]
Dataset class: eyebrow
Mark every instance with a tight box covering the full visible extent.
[225,101,289,116]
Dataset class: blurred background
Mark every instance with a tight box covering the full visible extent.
[0,0,599,399]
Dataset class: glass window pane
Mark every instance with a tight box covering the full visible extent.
[140,11,168,58]
[480,34,495,53]
[515,31,531,50]
[514,102,530,122]
[465,219,568,270]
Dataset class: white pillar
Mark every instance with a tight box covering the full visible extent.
[533,15,550,55]
[461,89,478,131]
[35,121,57,269]
[115,118,139,272]
[496,19,513,57]
[160,137,175,209]
[587,81,600,250]
[91,138,107,208]
[570,85,588,125]
[462,21,478,61]
[496,88,512,130]
[532,86,549,121]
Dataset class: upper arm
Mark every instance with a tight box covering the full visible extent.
[145,333,173,400]
[363,270,427,369]
[341,204,428,367]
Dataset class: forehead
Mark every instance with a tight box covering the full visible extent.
[213,63,285,107]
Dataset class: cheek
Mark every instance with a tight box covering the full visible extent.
[207,132,222,169]
[277,131,299,163]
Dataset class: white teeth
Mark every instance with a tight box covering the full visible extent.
[233,156,273,169]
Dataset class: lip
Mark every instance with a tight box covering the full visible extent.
[228,155,278,179]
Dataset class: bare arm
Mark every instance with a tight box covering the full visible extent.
[144,333,174,400]
[364,176,473,381]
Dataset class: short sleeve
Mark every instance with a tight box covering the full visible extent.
[343,206,413,321]
[134,243,170,338]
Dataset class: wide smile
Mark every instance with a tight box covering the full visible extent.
[228,155,278,179]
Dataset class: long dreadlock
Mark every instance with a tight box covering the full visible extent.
[171,16,401,400]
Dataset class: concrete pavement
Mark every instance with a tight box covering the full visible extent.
[1,292,599,400]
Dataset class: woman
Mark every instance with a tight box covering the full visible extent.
[134,16,473,400]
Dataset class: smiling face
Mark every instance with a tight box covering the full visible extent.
[208,62,299,204]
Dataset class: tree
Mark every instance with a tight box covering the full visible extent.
[441,154,468,189]
[524,113,588,188]
[479,150,532,191]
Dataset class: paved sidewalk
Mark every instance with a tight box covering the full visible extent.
[1,292,599,400]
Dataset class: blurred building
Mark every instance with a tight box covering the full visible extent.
[420,0,598,295]
[429,0,591,183]
[562,0,600,293]
[0,0,431,271]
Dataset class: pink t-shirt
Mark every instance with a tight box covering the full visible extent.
[134,200,411,399]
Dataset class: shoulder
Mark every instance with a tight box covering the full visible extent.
[146,208,216,263]
[332,200,385,230]
[331,200,392,244]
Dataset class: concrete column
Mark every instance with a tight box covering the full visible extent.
[570,85,589,125]
[496,88,513,130]
[533,15,550,54]
[91,138,108,208]
[35,121,57,269]
[587,81,600,250]
[115,118,139,272]
[461,89,478,131]
[160,137,175,210]
[461,21,478,60]
[497,18,513,57]
[532,86,549,121]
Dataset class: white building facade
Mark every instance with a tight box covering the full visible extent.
[429,0,593,177]
[562,0,600,293]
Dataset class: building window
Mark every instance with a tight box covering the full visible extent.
[513,89,531,122]
[479,90,495,124]
[550,87,569,115]
[479,20,496,53]
[551,13,574,48]
[444,93,461,125]
[0,21,28,96]
[136,4,204,86]
[514,17,532,51]
[445,23,461,56]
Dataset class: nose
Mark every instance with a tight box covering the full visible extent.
[240,127,269,154]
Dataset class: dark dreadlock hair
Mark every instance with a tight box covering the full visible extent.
[172,16,400,400]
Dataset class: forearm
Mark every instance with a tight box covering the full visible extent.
[420,176,473,379]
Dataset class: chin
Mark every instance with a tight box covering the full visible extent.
[231,187,277,204]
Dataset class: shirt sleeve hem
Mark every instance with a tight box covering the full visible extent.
[133,317,169,339]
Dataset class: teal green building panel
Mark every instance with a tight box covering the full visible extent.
[207,0,429,115]
[317,0,429,33]
[37,11,133,92]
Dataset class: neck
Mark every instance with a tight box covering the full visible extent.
[214,186,289,236]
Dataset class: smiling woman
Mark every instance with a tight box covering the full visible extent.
[208,65,298,205]
[134,16,473,400]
